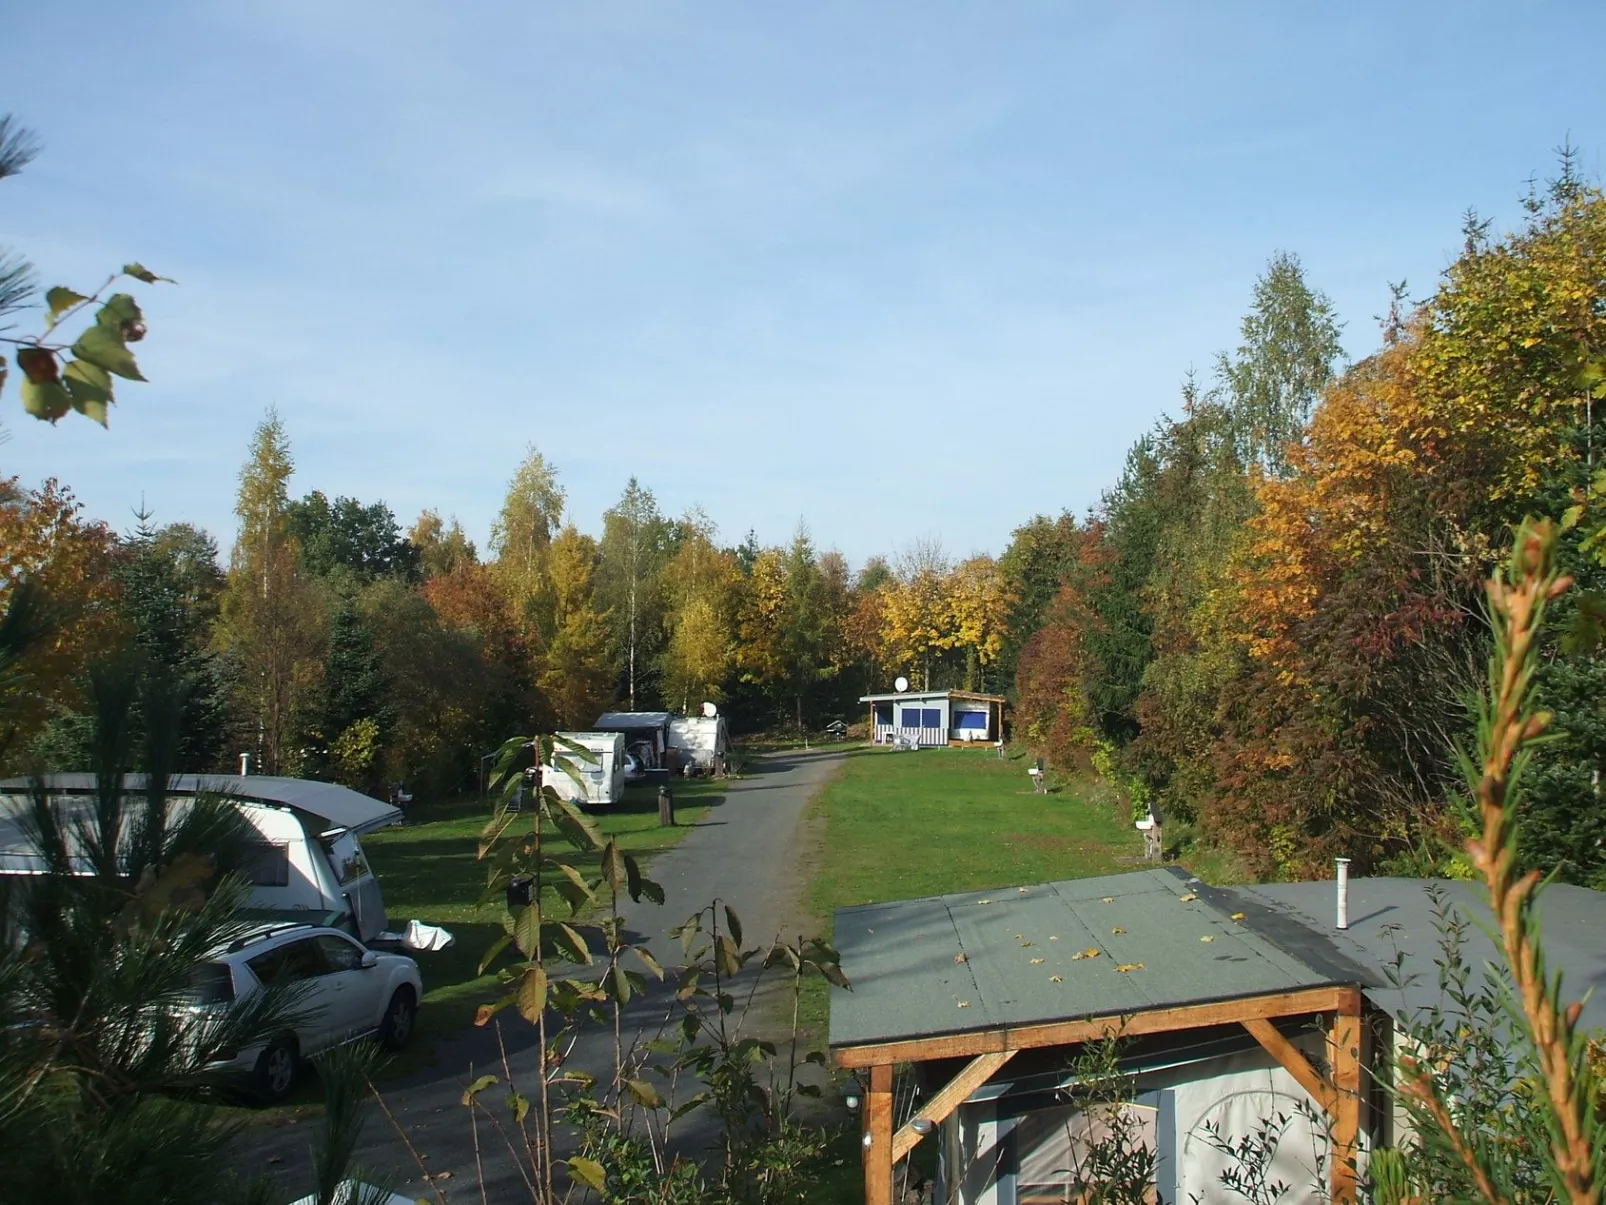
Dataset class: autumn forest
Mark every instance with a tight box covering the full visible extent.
[8,167,1606,890]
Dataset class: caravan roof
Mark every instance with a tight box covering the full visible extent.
[0,774,403,876]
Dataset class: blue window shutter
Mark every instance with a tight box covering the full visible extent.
[902,708,922,728]
[922,709,941,729]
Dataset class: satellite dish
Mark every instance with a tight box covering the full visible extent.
[701,701,718,718]
[894,676,909,693]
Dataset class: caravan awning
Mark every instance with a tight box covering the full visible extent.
[0,773,402,853]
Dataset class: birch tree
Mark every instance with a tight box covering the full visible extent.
[596,478,668,709]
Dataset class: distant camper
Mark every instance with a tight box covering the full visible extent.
[545,732,627,808]
[667,714,731,775]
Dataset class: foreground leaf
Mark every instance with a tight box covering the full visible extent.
[567,1158,606,1192]
[21,378,72,422]
[71,323,143,380]
[516,963,548,1022]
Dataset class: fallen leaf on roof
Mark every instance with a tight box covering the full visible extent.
[1231,912,1247,922]
[1200,935,1216,943]
[1014,933,1024,940]
[976,899,992,906]
[1018,887,1029,893]
[1111,927,1126,935]
[1115,963,1146,973]
[957,1000,971,1008]
[1072,947,1102,960]
[1048,935,1059,941]
[1178,893,1197,902]
[1050,974,1064,983]
[954,953,967,964]
[1020,940,1035,948]
[1029,957,1045,965]
[1100,896,1115,904]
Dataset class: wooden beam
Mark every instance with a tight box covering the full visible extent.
[1242,1017,1335,1114]
[834,984,1357,1069]
[864,1063,894,1205]
[1329,992,1363,1205]
[892,1050,1016,1161]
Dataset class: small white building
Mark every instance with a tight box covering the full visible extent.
[861,689,1007,748]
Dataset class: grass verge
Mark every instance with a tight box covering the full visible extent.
[364,778,721,1060]
[798,745,1146,1047]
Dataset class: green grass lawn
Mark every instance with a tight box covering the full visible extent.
[799,745,1146,1045]
[362,778,722,1061]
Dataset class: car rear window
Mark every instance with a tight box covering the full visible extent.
[185,963,235,1005]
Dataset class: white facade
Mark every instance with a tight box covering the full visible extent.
[863,690,1003,747]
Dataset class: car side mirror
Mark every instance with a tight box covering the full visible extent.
[360,950,378,969]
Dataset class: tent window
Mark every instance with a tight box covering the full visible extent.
[1014,1100,1159,1204]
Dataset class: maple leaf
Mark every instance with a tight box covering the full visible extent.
[1115,963,1146,973]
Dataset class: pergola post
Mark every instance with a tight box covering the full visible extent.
[864,1063,894,1205]
[1329,991,1363,1205]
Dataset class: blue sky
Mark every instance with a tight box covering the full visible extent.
[5,2,1606,568]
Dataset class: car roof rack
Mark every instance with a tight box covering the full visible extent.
[225,921,314,953]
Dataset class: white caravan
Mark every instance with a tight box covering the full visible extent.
[544,732,627,808]
[667,714,731,773]
[0,774,402,942]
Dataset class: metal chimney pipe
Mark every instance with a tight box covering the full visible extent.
[1335,858,1351,930]
[239,752,251,777]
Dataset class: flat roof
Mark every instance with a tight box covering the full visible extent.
[830,867,1355,1053]
[1223,876,1606,1034]
[858,690,1007,704]
[595,711,672,728]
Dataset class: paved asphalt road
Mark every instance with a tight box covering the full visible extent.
[235,746,848,1201]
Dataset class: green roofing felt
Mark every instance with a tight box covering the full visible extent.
[829,867,1349,1051]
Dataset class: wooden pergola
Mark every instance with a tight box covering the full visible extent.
[827,870,1373,1205]
[835,983,1364,1205]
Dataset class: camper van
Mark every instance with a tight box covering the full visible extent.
[667,714,731,774]
[545,732,627,808]
[0,774,402,942]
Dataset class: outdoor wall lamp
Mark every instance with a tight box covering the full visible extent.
[909,1117,935,1136]
[842,1073,863,1112]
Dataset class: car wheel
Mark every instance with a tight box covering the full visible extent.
[378,986,417,1050]
[255,1036,299,1103]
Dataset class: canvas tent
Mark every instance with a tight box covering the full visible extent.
[594,711,672,769]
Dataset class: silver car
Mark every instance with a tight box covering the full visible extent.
[187,922,423,1102]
